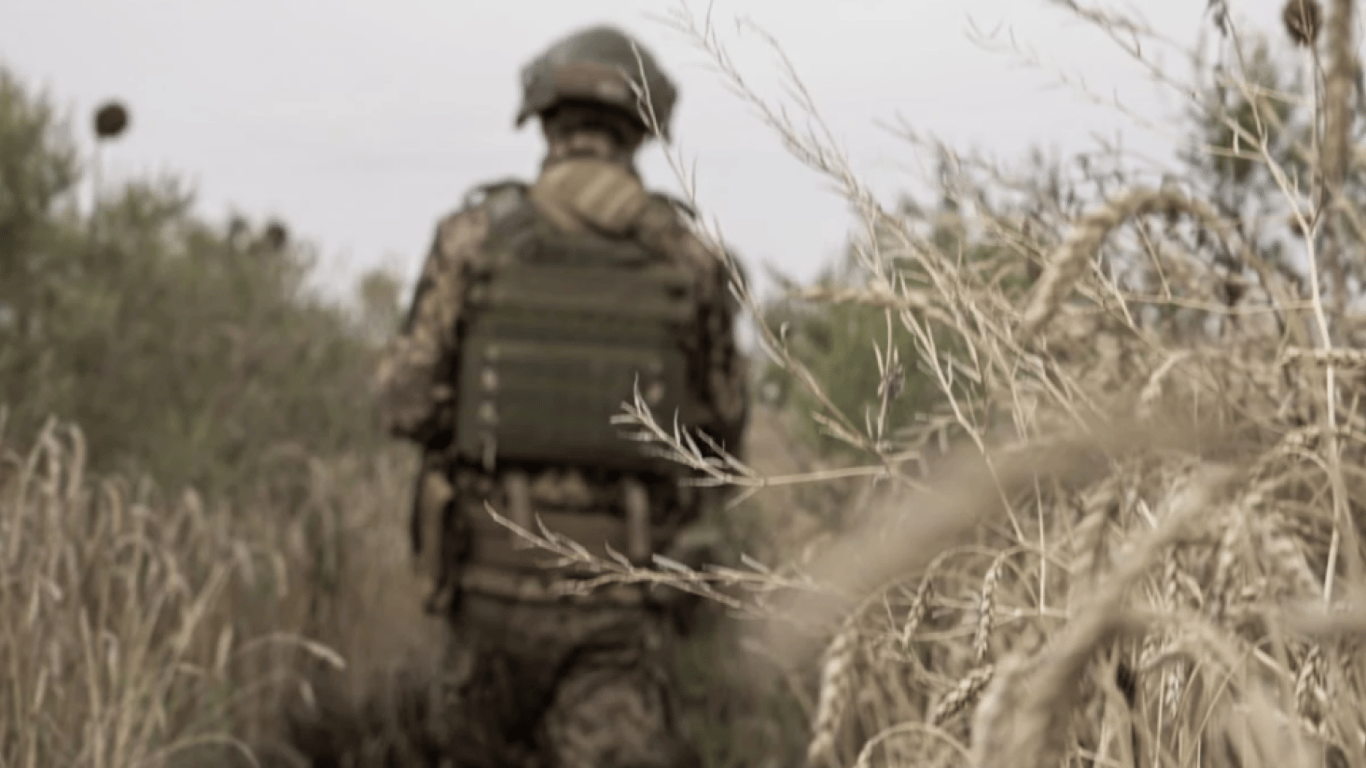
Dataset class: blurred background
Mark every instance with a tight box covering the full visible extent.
[0,0,1289,304]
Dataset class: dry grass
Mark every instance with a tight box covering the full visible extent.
[0,411,448,768]
[12,1,1366,767]
[495,2,1366,767]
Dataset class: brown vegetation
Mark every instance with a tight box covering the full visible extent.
[511,3,1366,767]
[7,1,1366,767]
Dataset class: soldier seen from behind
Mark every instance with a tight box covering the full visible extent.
[373,23,749,768]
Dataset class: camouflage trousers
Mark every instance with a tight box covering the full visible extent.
[436,591,700,768]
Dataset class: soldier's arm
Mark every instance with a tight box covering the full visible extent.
[698,243,751,460]
[373,207,491,447]
[635,196,750,459]
[650,215,749,459]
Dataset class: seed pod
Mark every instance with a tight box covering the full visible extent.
[1282,0,1322,48]
[93,101,129,140]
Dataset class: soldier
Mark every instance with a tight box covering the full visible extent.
[372,23,749,768]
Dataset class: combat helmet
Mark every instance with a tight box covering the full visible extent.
[515,25,678,140]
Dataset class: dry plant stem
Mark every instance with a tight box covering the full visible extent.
[1320,0,1355,316]
[851,722,969,768]
[930,664,996,727]
[761,416,1219,669]
[1315,0,1359,602]
[654,4,989,496]
[669,6,1113,556]
[593,6,1366,768]
[1036,479,1047,613]
[1215,11,1355,602]
[479,503,836,615]
[628,15,870,463]
[1234,94,1355,606]
[971,465,1244,768]
[974,1,1199,148]
[875,260,1027,540]
[646,6,876,457]
[806,616,861,768]
[1049,1,1336,299]
[612,387,931,505]
[1,419,358,768]
[1234,0,1362,603]
[1017,186,1303,347]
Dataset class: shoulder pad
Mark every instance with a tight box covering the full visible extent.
[649,191,697,221]
[461,178,530,222]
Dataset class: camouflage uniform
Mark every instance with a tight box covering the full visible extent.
[372,25,748,768]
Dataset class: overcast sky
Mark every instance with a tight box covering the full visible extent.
[1,0,1308,305]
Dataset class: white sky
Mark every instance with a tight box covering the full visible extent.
[1,0,1305,305]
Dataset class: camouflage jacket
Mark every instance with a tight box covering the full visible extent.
[373,157,749,499]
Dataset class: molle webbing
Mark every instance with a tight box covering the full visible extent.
[465,504,634,571]
[454,187,698,474]
[464,472,661,569]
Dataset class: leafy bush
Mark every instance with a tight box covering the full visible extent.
[0,70,401,499]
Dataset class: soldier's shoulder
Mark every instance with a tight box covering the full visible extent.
[647,190,698,222]
[642,191,725,275]
[459,177,531,219]
[641,193,748,307]
[430,178,531,255]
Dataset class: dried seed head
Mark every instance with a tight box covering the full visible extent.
[1282,0,1322,47]
[807,619,862,767]
[931,664,995,726]
[974,553,1007,665]
[93,101,129,140]
[1219,277,1246,307]
[1287,212,1306,236]
[263,221,289,251]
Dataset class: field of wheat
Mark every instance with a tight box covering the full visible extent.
[5,1,1366,767]
[574,4,1366,766]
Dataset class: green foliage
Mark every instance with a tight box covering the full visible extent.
[759,276,931,458]
[0,68,403,499]
[756,196,997,461]
[1183,37,1307,200]
[0,73,81,341]
[1172,32,1366,304]
[1178,34,1311,274]
[355,266,405,345]
[755,35,1345,461]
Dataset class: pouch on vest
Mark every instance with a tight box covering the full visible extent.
[454,188,699,475]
